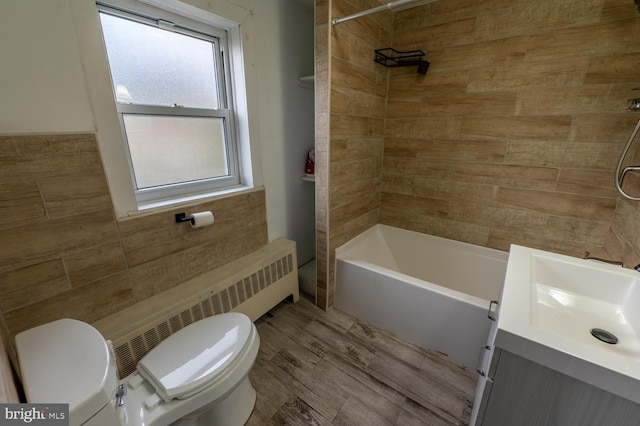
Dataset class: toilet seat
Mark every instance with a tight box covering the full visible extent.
[16,313,260,426]
[137,313,253,403]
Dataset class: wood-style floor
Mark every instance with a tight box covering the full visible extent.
[246,295,477,425]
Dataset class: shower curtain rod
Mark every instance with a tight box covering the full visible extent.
[331,0,436,26]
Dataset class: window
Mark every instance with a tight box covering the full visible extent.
[98,3,240,205]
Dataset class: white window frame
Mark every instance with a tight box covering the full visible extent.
[97,2,242,206]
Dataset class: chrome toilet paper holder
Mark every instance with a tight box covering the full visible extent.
[175,211,215,228]
[175,212,193,224]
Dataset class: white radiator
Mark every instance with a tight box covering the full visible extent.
[93,238,299,378]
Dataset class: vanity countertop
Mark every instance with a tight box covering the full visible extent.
[495,245,640,404]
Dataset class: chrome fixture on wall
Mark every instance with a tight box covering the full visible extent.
[583,251,624,267]
[332,0,437,25]
[614,119,640,200]
[628,98,640,111]
[614,89,640,200]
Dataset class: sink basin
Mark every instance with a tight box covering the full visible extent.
[496,245,640,403]
[532,255,640,355]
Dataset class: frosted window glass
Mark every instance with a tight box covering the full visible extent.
[100,13,218,109]
[123,115,228,189]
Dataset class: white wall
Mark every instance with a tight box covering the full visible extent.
[0,0,315,264]
[234,0,315,265]
[0,1,94,132]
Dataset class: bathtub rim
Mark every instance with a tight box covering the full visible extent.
[335,223,508,308]
[336,223,508,263]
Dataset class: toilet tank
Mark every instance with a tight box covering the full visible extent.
[16,319,120,426]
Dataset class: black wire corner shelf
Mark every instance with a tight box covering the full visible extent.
[374,48,429,74]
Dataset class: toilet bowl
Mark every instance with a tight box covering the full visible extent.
[15,312,260,426]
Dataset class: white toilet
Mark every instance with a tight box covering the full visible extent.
[15,312,260,426]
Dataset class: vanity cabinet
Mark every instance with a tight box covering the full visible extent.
[477,348,640,426]
[470,300,500,425]
[471,245,640,425]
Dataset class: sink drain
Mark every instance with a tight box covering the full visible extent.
[590,328,618,345]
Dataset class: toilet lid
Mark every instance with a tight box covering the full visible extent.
[15,319,118,426]
[137,313,253,402]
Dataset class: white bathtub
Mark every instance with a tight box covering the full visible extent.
[334,224,508,368]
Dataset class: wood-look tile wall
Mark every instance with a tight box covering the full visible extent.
[0,133,268,365]
[0,327,18,402]
[316,0,391,310]
[382,0,640,258]
[317,0,640,309]
[315,0,330,310]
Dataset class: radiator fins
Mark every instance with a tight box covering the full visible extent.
[113,253,293,378]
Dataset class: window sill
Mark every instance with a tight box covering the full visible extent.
[125,185,257,217]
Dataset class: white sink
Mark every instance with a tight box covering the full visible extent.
[496,245,640,403]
